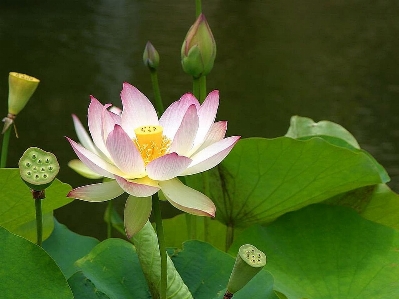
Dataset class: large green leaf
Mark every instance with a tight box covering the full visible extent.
[170,240,278,299]
[69,238,151,299]
[324,184,399,231]
[230,205,399,299]
[42,218,99,278]
[0,225,73,299]
[187,137,388,229]
[285,115,360,149]
[360,184,399,230]
[0,168,72,241]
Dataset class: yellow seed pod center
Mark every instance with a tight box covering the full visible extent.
[134,125,170,164]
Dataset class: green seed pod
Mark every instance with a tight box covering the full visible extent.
[227,244,266,294]
[8,72,40,116]
[18,147,60,191]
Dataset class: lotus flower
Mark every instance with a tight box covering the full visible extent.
[66,83,240,236]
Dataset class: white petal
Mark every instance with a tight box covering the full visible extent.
[102,104,121,142]
[169,104,199,156]
[189,121,227,156]
[193,90,219,148]
[121,83,159,138]
[159,93,200,141]
[68,159,103,179]
[72,114,98,155]
[146,153,192,181]
[88,96,111,157]
[67,180,124,202]
[106,125,146,177]
[124,195,152,238]
[66,137,122,178]
[182,136,241,175]
[115,175,160,197]
[159,178,215,217]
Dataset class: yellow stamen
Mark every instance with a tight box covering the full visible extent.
[134,125,170,164]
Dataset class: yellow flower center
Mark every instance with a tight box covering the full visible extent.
[134,125,170,164]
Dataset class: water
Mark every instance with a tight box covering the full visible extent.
[1,0,399,239]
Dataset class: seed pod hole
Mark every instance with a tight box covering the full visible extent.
[18,147,60,191]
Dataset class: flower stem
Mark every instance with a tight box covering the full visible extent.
[152,193,167,299]
[32,190,45,247]
[150,69,164,115]
[195,0,202,17]
[1,125,11,168]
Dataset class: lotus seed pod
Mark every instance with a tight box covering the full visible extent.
[18,147,60,191]
[8,72,40,115]
[227,244,266,294]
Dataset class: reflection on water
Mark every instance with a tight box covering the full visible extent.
[1,0,399,238]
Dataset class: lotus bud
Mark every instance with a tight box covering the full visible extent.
[143,41,160,70]
[19,147,60,191]
[181,13,216,78]
[226,244,266,296]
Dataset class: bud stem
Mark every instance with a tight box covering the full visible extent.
[192,75,207,103]
[150,69,164,114]
[0,124,11,168]
[195,0,202,17]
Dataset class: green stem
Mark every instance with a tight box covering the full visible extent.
[193,77,200,100]
[106,200,113,238]
[226,224,234,251]
[185,213,197,240]
[152,193,167,299]
[195,0,202,17]
[32,190,45,247]
[202,171,210,242]
[1,125,11,168]
[150,69,164,115]
[199,75,207,103]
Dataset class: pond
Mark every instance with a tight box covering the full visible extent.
[1,0,399,239]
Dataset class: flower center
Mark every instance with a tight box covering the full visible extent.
[134,125,170,164]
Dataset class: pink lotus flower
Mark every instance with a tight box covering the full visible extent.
[66,83,240,236]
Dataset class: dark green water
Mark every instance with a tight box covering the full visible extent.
[1,0,399,239]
